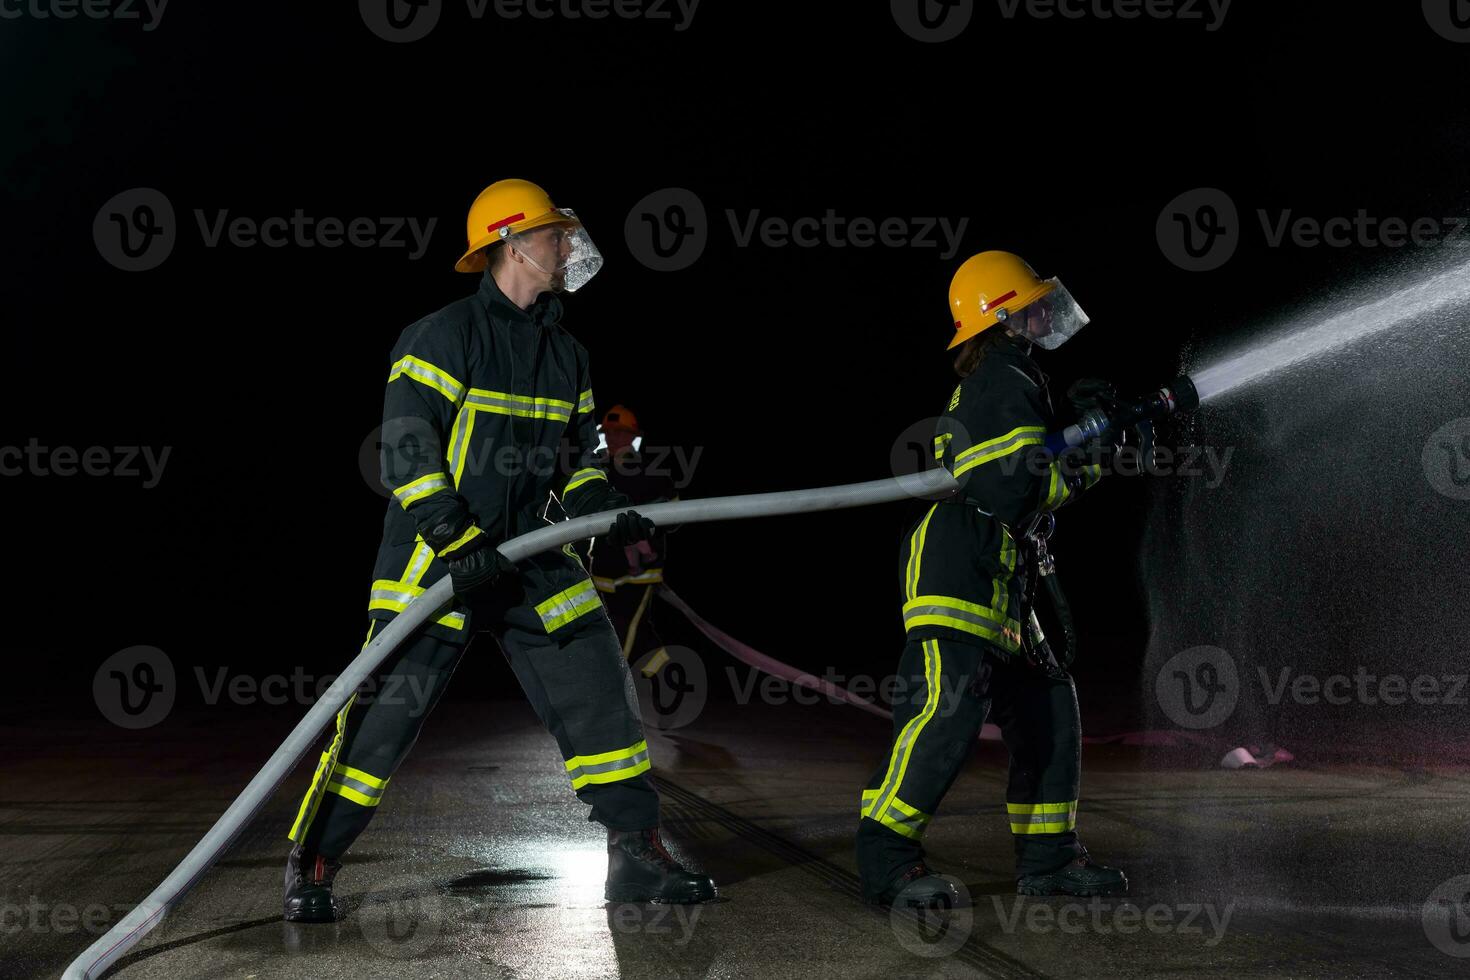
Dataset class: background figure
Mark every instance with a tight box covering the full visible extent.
[590,405,679,674]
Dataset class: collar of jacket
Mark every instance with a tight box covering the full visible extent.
[475,268,564,330]
[985,333,1049,388]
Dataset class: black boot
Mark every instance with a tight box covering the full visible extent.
[871,862,964,909]
[284,844,343,922]
[605,828,717,904]
[1016,849,1127,897]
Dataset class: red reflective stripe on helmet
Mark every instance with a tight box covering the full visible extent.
[980,289,1017,313]
[487,212,526,234]
[953,320,964,332]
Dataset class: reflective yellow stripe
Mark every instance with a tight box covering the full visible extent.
[393,472,451,509]
[860,789,879,816]
[905,504,939,603]
[534,578,602,633]
[336,763,387,790]
[565,467,607,495]
[325,781,381,808]
[465,388,575,422]
[368,579,467,630]
[874,795,933,841]
[389,355,465,404]
[288,687,361,842]
[593,569,665,593]
[565,740,651,790]
[953,425,1045,477]
[1044,463,1068,509]
[933,432,953,462]
[578,389,595,415]
[436,524,483,559]
[1007,800,1078,835]
[446,405,476,488]
[865,638,943,829]
[903,594,1022,650]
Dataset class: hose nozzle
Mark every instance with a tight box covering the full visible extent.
[1051,374,1199,452]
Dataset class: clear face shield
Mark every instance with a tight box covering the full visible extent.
[999,279,1089,350]
[505,208,604,293]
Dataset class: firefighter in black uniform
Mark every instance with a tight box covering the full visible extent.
[589,405,678,672]
[283,179,716,922]
[856,250,1127,907]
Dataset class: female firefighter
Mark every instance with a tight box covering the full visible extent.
[855,250,1128,907]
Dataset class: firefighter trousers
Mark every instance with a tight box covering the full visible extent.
[856,636,1082,898]
[288,599,660,860]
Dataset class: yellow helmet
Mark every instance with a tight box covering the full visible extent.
[946,250,1090,351]
[455,178,577,274]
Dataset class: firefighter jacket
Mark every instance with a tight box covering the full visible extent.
[368,270,629,643]
[900,337,1102,656]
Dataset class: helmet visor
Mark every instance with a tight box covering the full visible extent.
[1006,278,1089,350]
[507,208,604,293]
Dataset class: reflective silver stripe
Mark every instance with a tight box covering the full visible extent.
[464,389,573,421]
[536,580,602,632]
[955,427,1041,465]
[566,747,650,781]
[879,802,931,835]
[390,356,464,402]
[902,601,1009,630]
[402,542,432,585]
[371,585,417,606]
[393,474,450,506]
[331,771,385,801]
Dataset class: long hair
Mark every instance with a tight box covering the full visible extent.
[953,327,1021,379]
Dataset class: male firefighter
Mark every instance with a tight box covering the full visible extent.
[856,250,1127,907]
[283,179,717,922]
[589,405,678,672]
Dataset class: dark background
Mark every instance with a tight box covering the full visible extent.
[3,3,1469,743]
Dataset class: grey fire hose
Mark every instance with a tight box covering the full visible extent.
[62,467,957,979]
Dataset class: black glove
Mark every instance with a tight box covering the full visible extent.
[446,537,518,606]
[604,510,656,547]
[1066,378,1118,417]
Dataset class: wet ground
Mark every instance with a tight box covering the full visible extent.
[4,696,1467,979]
